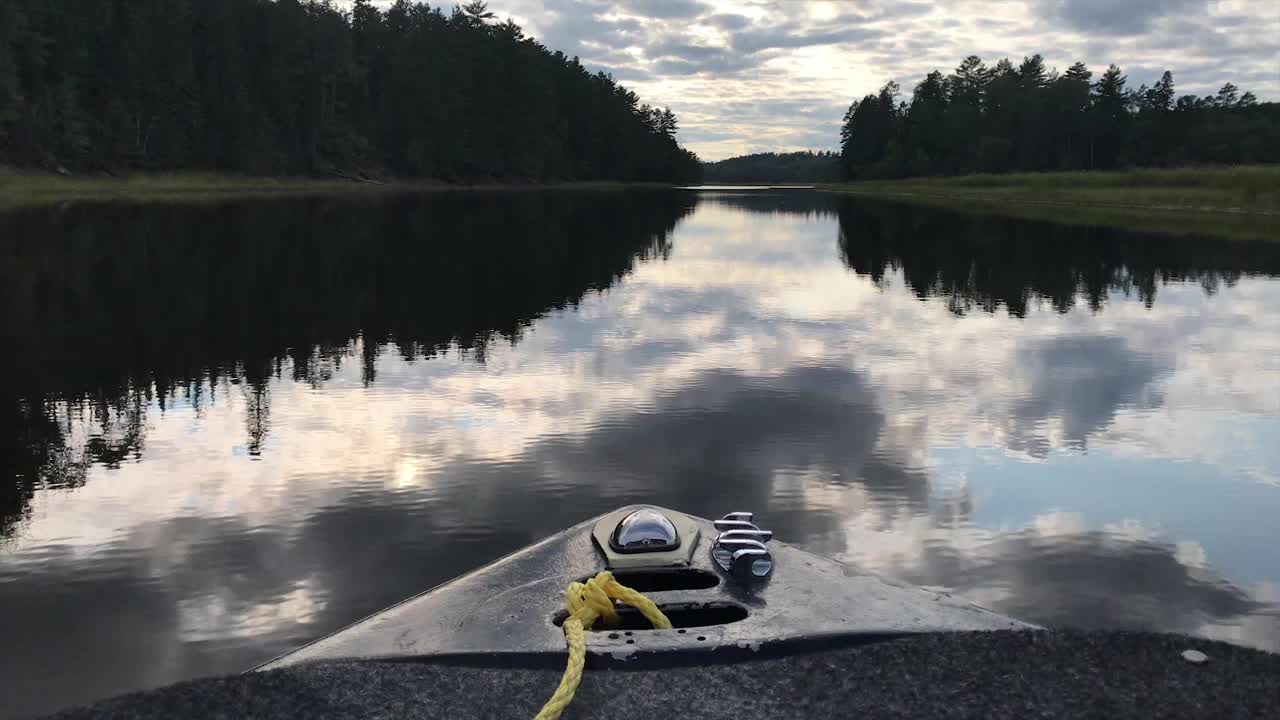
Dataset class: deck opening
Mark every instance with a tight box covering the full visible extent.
[553,602,748,631]
[604,568,720,592]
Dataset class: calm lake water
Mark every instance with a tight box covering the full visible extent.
[2,190,1279,717]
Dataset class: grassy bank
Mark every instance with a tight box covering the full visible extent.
[855,194,1278,242]
[827,166,1279,212]
[0,172,655,209]
[825,166,1280,241]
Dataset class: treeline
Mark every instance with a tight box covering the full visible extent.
[0,0,701,182]
[840,54,1280,179]
[702,151,842,183]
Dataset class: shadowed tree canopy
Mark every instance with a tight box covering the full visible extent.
[840,54,1279,180]
[0,0,701,183]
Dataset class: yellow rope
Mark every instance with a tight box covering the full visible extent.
[535,571,672,720]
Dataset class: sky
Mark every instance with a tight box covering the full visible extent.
[382,0,1280,160]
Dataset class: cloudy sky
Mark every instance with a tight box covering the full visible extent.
[411,0,1279,159]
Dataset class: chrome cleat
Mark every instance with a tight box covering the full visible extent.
[711,512,773,581]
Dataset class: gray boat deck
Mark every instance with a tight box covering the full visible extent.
[47,631,1277,719]
[258,507,1028,670]
[42,510,1276,717]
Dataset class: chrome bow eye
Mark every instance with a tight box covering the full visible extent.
[609,508,681,553]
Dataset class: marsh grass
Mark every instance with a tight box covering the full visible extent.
[826,165,1280,214]
[0,172,649,209]
[824,166,1279,242]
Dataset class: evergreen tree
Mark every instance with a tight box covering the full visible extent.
[1150,71,1176,111]
[1089,64,1130,169]
[1051,62,1092,168]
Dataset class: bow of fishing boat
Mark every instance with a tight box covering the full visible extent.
[43,506,1280,719]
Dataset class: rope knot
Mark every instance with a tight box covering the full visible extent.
[535,571,673,719]
[566,571,621,629]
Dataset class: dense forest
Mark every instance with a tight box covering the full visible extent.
[702,151,842,183]
[0,0,701,182]
[840,54,1279,179]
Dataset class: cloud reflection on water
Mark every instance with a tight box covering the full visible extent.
[2,191,1279,717]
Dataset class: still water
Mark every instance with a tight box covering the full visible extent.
[2,191,1279,717]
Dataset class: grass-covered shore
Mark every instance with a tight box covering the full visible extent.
[824,165,1279,242]
[825,166,1279,214]
[0,171,653,209]
[5,166,1277,241]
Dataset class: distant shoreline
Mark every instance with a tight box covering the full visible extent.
[820,166,1279,242]
[5,167,1276,242]
[821,166,1278,215]
[0,172,672,209]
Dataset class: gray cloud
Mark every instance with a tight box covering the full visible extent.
[1036,0,1210,35]
[731,25,886,54]
[679,96,845,149]
[608,16,645,34]
[650,39,733,61]
[708,13,752,30]
[614,0,711,19]
[710,97,840,118]
[652,52,768,76]
[521,1,775,82]
[533,5,643,57]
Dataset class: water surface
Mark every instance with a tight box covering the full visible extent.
[2,191,1279,717]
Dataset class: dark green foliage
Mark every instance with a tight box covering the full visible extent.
[702,151,842,183]
[840,54,1279,180]
[0,0,701,182]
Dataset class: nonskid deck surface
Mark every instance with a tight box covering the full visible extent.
[47,631,1277,719]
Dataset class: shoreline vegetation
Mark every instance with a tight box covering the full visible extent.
[824,166,1279,242]
[824,166,1278,213]
[3,165,1275,241]
[0,171,662,209]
